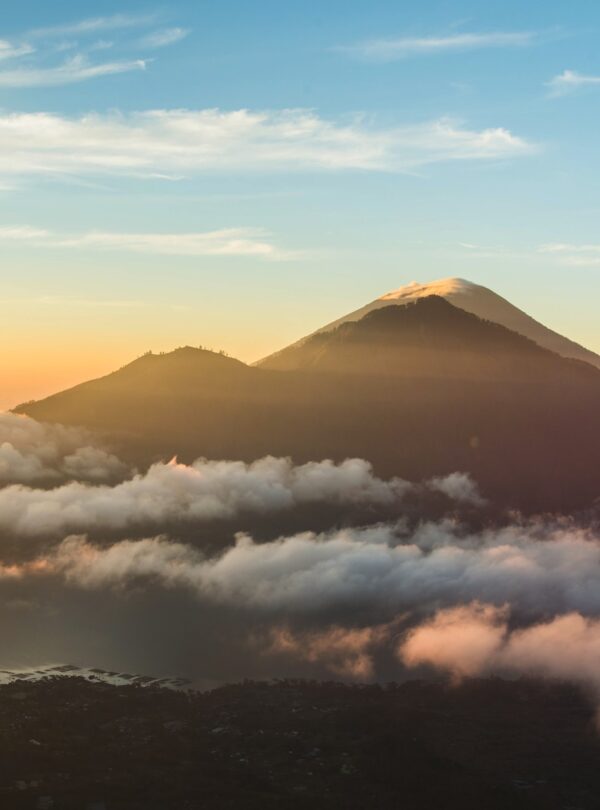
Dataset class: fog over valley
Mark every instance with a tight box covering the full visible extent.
[2,411,600,712]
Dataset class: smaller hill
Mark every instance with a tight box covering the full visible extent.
[14,346,260,466]
[15,346,252,426]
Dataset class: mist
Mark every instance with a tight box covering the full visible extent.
[0,412,128,485]
[399,603,600,716]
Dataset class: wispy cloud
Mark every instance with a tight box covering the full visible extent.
[546,69,600,97]
[28,13,158,40]
[0,109,535,185]
[456,241,532,262]
[33,296,146,309]
[0,225,51,240]
[0,225,297,261]
[0,12,187,89]
[0,54,147,88]
[539,243,600,266]
[0,40,34,61]
[140,27,190,48]
[341,31,534,61]
[89,40,116,52]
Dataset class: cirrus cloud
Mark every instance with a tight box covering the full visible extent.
[0,40,35,61]
[0,225,297,261]
[0,109,535,185]
[0,12,185,90]
[0,54,147,88]
[340,31,534,61]
[546,69,600,97]
[538,242,600,267]
[140,28,190,49]
[28,13,160,40]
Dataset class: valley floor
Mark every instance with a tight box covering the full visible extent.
[0,677,599,809]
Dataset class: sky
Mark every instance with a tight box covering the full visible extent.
[2,0,600,407]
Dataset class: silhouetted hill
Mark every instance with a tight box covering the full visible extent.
[16,300,600,512]
[1,677,599,809]
[46,345,249,398]
[16,346,252,429]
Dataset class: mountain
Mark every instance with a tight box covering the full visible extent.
[258,277,600,370]
[252,295,600,382]
[16,297,600,512]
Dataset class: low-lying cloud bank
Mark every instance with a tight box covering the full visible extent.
[0,413,128,485]
[0,453,483,539]
[399,603,600,714]
[264,622,395,680]
[254,604,600,712]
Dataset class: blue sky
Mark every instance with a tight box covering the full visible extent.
[1,0,600,406]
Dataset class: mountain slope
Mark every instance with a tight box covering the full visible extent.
[16,301,600,512]
[254,295,600,382]
[258,277,600,370]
